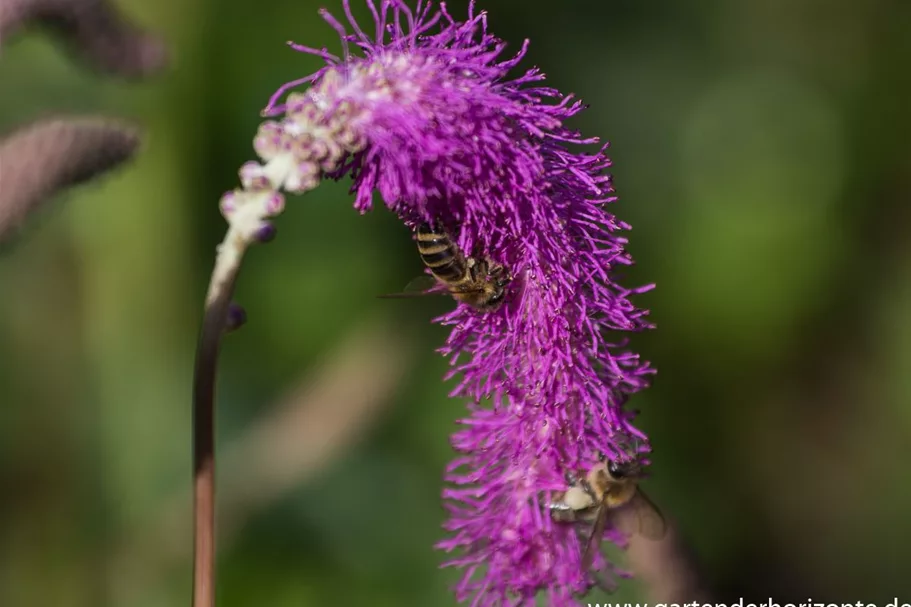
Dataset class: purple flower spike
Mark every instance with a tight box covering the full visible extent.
[247,2,655,604]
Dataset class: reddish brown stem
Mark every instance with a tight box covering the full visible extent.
[192,244,245,607]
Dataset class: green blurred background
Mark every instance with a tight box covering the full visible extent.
[2,0,911,605]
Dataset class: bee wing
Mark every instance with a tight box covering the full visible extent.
[609,490,667,541]
[608,501,641,537]
[630,489,667,540]
[581,503,610,571]
[377,275,442,299]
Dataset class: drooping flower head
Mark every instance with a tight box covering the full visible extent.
[222,1,655,605]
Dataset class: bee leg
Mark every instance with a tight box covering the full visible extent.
[489,263,511,288]
[548,501,572,513]
[470,258,488,281]
[548,500,576,523]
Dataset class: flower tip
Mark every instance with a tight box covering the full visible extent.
[219,190,238,217]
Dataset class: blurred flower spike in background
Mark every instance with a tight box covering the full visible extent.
[223,0,655,604]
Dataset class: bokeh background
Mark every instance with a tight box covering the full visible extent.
[2,0,911,605]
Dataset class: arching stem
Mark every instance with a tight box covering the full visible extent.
[191,227,250,607]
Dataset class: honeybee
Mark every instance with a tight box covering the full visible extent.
[380,223,512,311]
[549,454,666,572]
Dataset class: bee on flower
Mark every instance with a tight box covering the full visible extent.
[221,1,656,604]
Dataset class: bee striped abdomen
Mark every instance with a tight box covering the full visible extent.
[416,224,467,283]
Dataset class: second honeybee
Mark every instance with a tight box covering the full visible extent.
[549,454,666,571]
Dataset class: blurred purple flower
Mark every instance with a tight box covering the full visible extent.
[229,1,654,604]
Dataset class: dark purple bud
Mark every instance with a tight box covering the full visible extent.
[224,302,247,332]
[254,222,277,243]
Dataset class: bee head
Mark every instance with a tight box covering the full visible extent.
[606,457,643,481]
[477,263,511,310]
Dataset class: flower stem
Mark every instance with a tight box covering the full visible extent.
[192,226,250,607]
